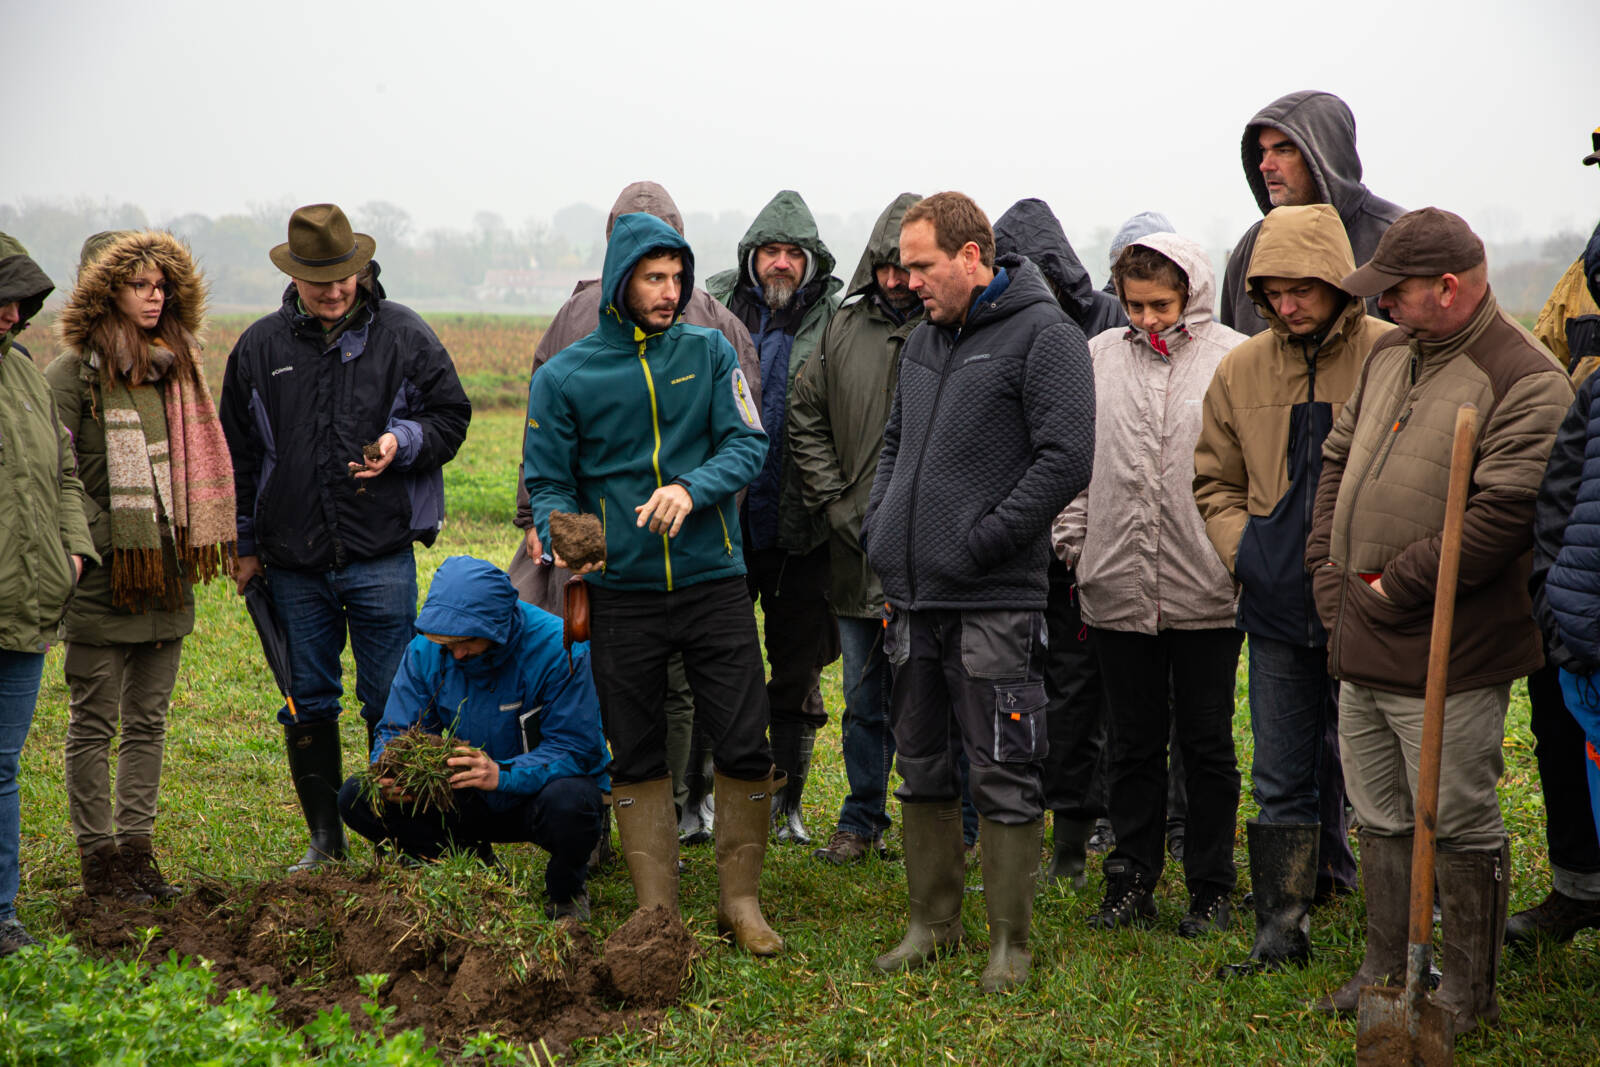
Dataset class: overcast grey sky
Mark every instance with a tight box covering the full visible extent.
[8,0,1599,252]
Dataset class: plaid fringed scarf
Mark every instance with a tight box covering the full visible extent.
[103,348,236,611]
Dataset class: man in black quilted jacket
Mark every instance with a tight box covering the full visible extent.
[863,192,1094,993]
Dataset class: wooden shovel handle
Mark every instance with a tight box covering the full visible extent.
[1408,403,1477,946]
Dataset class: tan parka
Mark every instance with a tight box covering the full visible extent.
[1193,205,1390,645]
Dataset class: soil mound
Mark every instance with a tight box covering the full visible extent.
[62,868,699,1058]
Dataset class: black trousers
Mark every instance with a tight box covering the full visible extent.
[886,607,1048,825]
[746,544,840,730]
[1529,662,1600,874]
[1041,560,1108,821]
[588,577,772,784]
[1095,627,1244,896]
[337,774,603,903]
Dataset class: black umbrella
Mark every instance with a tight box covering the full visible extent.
[243,574,299,721]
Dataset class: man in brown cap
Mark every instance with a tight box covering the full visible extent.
[220,203,472,873]
[1305,207,1571,1032]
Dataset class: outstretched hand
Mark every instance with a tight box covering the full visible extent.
[636,484,693,537]
[349,432,399,479]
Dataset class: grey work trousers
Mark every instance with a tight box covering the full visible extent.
[1338,680,1509,851]
[63,640,184,850]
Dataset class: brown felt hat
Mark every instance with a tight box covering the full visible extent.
[269,203,376,282]
[1584,126,1600,166]
[1340,207,1485,298]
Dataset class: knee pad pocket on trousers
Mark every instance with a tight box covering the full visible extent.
[897,751,957,797]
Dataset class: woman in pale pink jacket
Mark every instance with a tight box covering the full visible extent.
[1055,233,1247,937]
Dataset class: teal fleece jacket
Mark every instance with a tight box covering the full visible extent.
[524,212,767,591]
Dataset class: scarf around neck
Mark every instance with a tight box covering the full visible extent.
[101,338,237,611]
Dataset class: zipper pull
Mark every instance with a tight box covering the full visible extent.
[1392,407,1412,434]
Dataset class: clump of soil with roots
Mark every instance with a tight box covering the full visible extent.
[360,725,458,815]
[63,870,698,1058]
[549,511,606,570]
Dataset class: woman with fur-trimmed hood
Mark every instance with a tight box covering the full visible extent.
[46,230,236,905]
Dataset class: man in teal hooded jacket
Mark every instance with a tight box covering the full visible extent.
[524,212,783,955]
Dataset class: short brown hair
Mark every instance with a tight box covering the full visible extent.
[903,192,995,270]
[1112,243,1189,307]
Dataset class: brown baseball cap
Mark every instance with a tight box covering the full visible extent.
[1584,126,1600,166]
[1340,207,1486,298]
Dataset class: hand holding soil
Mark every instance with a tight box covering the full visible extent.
[361,726,457,814]
[348,432,398,479]
[549,511,606,571]
[447,745,500,791]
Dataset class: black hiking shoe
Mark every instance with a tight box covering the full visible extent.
[1178,887,1233,938]
[0,919,38,957]
[546,890,591,923]
[1088,860,1157,930]
[1503,888,1600,948]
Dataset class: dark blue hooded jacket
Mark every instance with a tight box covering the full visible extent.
[372,556,610,808]
[1534,220,1600,671]
[524,213,768,592]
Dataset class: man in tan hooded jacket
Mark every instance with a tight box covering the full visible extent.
[1194,204,1388,979]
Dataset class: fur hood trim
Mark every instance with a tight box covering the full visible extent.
[57,230,206,351]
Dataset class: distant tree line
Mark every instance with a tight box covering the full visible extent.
[0,198,1582,315]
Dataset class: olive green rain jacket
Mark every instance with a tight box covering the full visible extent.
[789,193,922,617]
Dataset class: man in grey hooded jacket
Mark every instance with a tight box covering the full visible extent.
[1219,90,1405,335]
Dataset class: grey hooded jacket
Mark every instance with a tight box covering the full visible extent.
[1219,90,1404,335]
[995,199,1126,337]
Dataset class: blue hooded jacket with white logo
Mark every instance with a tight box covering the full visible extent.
[372,556,610,807]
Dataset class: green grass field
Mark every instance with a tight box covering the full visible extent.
[9,407,1600,1064]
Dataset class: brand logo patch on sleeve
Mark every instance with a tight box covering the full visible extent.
[733,369,763,431]
[527,418,539,429]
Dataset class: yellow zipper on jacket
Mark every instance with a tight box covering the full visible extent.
[636,333,673,590]
[599,496,608,574]
[716,501,732,556]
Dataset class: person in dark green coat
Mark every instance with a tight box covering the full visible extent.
[48,230,236,906]
[0,235,97,956]
[790,192,922,863]
[707,190,842,845]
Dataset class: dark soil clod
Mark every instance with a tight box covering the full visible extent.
[61,870,694,1059]
[549,511,606,570]
[365,726,456,815]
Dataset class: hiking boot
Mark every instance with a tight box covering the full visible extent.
[1042,814,1089,890]
[1178,886,1233,939]
[714,770,783,955]
[0,919,38,956]
[875,800,966,972]
[980,817,1044,993]
[119,838,181,903]
[284,720,346,873]
[1503,887,1600,948]
[612,776,680,914]
[1166,823,1186,864]
[813,828,887,865]
[545,890,591,923]
[1086,818,1115,853]
[1088,859,1157,930]
[80,842,152,905]
[1314,832,1410,1016]
[769,723,815,845]
[1435,843,1510,1035]
[1218,821,1317,979]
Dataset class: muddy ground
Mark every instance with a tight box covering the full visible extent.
[62,871,697,1058]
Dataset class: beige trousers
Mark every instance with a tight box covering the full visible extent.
[63,640,183,850]
[1337,680,1509,851]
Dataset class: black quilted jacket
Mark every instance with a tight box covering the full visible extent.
[864,255,1095,610]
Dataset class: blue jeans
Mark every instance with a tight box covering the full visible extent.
[0,650,46,922]
[1247,634,1357,889]
[835,616,894,839]
[269,551,418,727]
